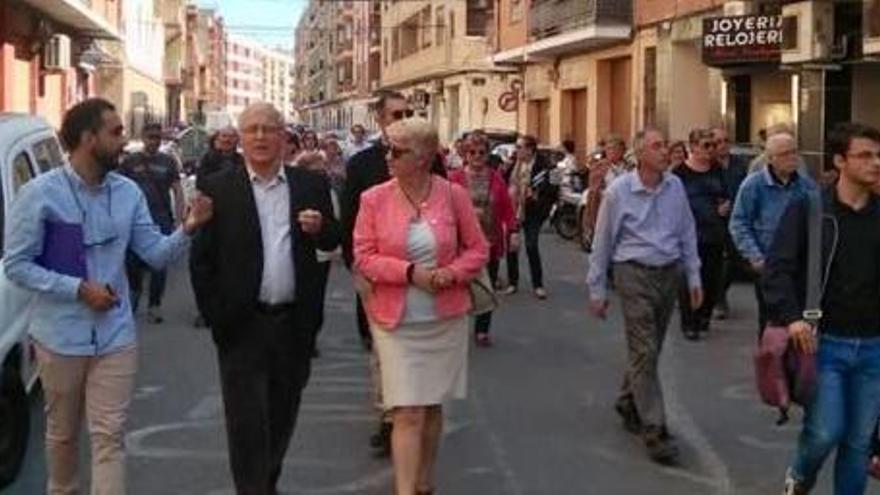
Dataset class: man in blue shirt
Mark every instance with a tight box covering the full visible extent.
[729,132,816,334]
[587,127,703,465]
[3,98,213,494]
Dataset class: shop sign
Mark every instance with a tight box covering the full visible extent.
[702,14,783,66]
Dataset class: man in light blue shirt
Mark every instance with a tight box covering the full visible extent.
[587,127,703,465]
[3,98,213,494]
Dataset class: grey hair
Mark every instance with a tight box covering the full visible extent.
[632,127,663,154]
[386,118,439,160]
[238,102,284,129]
[765,132,795,157]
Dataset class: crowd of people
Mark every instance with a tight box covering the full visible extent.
[4,90,880,495]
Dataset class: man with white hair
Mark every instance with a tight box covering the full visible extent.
[190,102,340,493]
[729,132,816,334]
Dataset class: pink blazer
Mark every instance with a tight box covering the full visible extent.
[353,175,490,330]
[448,168,517,259]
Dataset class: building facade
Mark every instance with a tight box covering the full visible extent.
[95,0,168,138]
[0,0,121,129]
[380,0,519,143]
[261,48,297,122]
[226,36,265,123]
[162,0,188,127]
[183,6,227,127]
[491,0,633,154]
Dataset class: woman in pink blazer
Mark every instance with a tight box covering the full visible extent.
[448,133,517,347]
[353,118,488,495]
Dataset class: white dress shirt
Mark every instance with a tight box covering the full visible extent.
[247,164,296,304]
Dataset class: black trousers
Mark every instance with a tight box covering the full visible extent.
[126,253,167,312]
[216,306,313,495]
[475,257,500,335]
[717,232,748,305]
[679,243,724,333]
[507,215,545,289]
[355,294,372,344]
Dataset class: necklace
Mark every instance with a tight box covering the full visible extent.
[400,179,433,220]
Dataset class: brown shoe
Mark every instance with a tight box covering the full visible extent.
[644,426,679,465]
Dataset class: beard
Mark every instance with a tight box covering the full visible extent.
[95,149,121,175]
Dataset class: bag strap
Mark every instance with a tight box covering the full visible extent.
[804,191,823,324]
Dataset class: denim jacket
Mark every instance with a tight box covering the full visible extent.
[729,167,816,263]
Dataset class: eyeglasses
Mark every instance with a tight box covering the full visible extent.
[242,124,282,136]
[390,109,415,121]
[847,151,880,162]
[699,141,717,150]
[387,145,413,160]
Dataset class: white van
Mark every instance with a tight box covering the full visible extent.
[0,114,66,488]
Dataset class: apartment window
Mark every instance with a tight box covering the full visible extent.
[401,14,420,58]
[643,47,657,126]
[450,10,456,38]
[421,6,432,48]
[435,6,446,45]
[466,0,488,36]
[510,0,523,23]
[392,26,400,62]
[383,38,389,66]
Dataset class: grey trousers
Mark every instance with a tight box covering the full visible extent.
[613,262,680,428]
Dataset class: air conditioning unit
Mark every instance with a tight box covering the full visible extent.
[44,34,72,71]
[781,1,834,64]
[864,0,880,55]
[723,1,751,16]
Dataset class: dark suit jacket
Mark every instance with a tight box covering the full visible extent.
[190,164,341,348]
[340,142,446,267]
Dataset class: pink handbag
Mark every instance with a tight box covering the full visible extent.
[754,325,817,425]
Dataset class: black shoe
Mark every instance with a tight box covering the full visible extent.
[369,421,392,458]
[644,426,679,465]
[614,400,642,435]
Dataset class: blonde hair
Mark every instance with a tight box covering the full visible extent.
[238,102,284,129]
[387,118,439,160]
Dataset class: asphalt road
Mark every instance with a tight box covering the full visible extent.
[7,234,842,494]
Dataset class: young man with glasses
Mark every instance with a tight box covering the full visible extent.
[673,128,729,340]
[120,122,186,323]
[765,123,880,495]
[340,90,443,457]
[588,127,703,465]
[3,98,213,494]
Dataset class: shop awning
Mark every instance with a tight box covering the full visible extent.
[19,0,121,40]
[527,24,630,58]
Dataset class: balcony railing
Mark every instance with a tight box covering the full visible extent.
[528,0,631,41]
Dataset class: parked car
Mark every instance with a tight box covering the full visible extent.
[0,113,66,489]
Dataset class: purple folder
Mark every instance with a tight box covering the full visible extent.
[35,221,88,279]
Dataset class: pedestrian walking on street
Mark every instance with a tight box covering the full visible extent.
[583,135,630,248]
[196,126,243,189]
[345,123,371,160]
[728,132,816,335]
[587,127,703,465]
[353,118,489,495]
[766,123,880,495]
[711,126,750,320]
[3,98,213,494]
[341,91,442,457]
[505,134,558,299]
[449,134,516,347]
[674,128,729,340]
[120,122,186,323]
[189,102,340,495]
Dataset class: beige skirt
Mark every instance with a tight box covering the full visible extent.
[372,316,469,408]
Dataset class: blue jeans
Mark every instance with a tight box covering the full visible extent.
[790,334,880,495]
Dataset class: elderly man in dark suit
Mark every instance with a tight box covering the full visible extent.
[190,102,340,495]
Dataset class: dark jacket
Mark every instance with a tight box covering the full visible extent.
[719,153,750,202]
[190,164,340,348]
[763,188,880,329]
[195,150,245,189]
[520,154,559,222]
[340,142,446,267]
